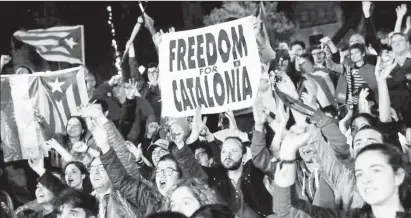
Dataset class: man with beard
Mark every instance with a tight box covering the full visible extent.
[200,136,273,218]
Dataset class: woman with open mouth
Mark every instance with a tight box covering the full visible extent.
[273,124,411,218]
[38,115,100,169]
[64,161,93,194]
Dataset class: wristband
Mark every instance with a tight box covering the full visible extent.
[272,159,297,169]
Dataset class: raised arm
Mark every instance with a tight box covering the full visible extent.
[363,1,382,54]
[394,4,407,33]
[273,127,340,218]
[376,57,398,123]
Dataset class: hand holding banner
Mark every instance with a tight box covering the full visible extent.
[158,17,261,117]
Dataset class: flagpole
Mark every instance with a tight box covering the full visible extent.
[80,25,85,65]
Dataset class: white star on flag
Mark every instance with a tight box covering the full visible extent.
[64,37,77,49]
[49,78,65,93]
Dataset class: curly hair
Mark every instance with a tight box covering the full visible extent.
[161,178,222,211]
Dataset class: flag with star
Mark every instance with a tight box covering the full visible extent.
[13,26,85,65]
[0,66,88,162]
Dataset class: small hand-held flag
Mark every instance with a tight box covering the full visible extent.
[122,1,155,64]
[255,2,276,63]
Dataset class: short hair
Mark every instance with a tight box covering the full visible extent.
[224,137,247,155]
[146,63,158,69]
[194,141,213,159]
[322,105,338,118]
[349,43,366,55]
[88,97,108,114]
[291,40,306,50]
[55,188,99,217]
[390,32,409,42]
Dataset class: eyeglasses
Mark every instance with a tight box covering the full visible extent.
[155,168,178,176]
[89,164,105,174]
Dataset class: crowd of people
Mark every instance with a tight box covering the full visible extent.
[1,1,411,218]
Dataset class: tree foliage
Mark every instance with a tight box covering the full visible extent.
[203,2,295,46]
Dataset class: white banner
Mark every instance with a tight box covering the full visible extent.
[159,16,261,117]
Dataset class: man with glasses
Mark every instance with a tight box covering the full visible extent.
[88,158,141,218]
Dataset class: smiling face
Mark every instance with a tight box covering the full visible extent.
[352,129,384,157]
[89,158,111,191]
[65,163,85,190]
[35,183,54,204]
[66,117,84,138]
[221,139,244,171]
[155,159,180,196]
[349,48,364,63]
[355,150,404,206]
[147,67,159,83]
[169,186,201,217]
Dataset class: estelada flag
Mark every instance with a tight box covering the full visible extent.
[0,67,89,162]
[13,26,85,65]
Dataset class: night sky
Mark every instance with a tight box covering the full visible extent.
[0,1,409,80]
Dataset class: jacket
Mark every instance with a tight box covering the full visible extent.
[272,184,411,218]
[295,161,336,209]
[173,130,274,218]
[310,110,364,210]
[100,148,162,216]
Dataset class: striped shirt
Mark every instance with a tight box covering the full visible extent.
[345,67,367,105]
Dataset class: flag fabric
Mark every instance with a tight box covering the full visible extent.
[13,26,85,65]
[143,13,156,36]
[0,67,89,162]
[310,68,336,108]
[255,2,276,63]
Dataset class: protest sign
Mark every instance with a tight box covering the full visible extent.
[158,16,261,117]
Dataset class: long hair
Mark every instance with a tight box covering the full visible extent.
[356,143,411,209]
[64,161,93,194]
[161,178,222,212]
[62,116,89,147]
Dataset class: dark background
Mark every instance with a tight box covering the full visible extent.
[0,1,410,80]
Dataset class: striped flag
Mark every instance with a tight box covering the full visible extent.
[13,26,85,65]
[0,67,88,162]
